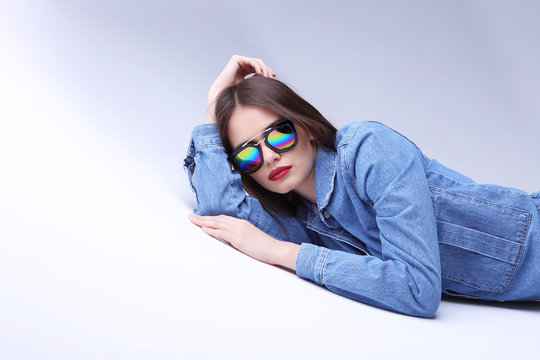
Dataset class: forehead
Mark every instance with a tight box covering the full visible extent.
[227,105,282,148]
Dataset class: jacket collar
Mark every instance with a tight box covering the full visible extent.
[313,146,337,211]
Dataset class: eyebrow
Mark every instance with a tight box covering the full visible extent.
[236,118,284,148]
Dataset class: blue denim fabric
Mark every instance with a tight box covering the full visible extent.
[183,121,540,317]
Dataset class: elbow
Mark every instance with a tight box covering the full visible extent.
[414,292,440,318]
[398,286,439,318]
[196,203,234,217]
[195,202,221,216]
[405,267,441,318]
[194,190,236,216]
[195,197,243,218]
[411,278,441,318]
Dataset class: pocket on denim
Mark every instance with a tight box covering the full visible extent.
[430,186,531,293]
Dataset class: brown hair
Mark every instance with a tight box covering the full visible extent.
[213,76,337,217]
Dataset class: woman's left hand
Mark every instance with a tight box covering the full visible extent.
[188,213,284,266]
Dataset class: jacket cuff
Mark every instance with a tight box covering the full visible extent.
[184,124,222,167]
[295,243,330,285]
[190,123,221,149]
[183,123,223,177]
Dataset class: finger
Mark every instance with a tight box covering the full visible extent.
[255,59,268,77]
[267,66,276,77]
[258,60,275,78]
[252,61,264,76]
[233,55,275,79]
[240,56,274,78]
[256,59,270,77]
[188,213,214,228]
[201,226,230,243]
[202,227,233,247]
[235,57,256,77]
[188,213,237,228]
[238,57,262,76]
[248,58,266,77]
[261,61,276,77]
[189,213,215,228]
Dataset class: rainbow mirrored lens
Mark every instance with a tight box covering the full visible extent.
[268,126,295,150]
[234,146,261,171]
[232,121,296,173]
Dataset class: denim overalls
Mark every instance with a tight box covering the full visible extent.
[183,120,540,317]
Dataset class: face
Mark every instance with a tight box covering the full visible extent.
[227,105,317,195]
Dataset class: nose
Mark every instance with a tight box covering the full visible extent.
[260,143,281,166]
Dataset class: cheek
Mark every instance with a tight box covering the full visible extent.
[297,138,316,159]
[249,171,268,185]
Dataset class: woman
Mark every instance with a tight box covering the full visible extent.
[184,55,540,317]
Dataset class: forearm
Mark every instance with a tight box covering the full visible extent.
[184,125,316,248]
[295,243,440,317]
[206,90,218,123]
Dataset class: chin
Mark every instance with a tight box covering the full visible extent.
[266,181,296,195]
[271,188,290,195]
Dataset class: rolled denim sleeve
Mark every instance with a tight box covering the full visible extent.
[183,124,315,245]
[296,121,442,317]
[183,124,247,217]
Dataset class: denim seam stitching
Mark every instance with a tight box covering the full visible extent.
[433,191,531,292]
[441,273,502,292]
[319,248,330,284]
[438,240,517,265]
[306,224,369,255]
[428,185,530,216]
[195,142,223,152]
[436,219,524,246]
[430,184,532,292]
[342,123,371,204]
[228,167,248,221]
[336,229,369,255]
[431,192,438,218]
[504,210,530,290]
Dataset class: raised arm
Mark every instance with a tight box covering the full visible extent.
[184,55,312,267]
[206,55,276,123]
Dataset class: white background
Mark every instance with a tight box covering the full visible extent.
[1,1,539,359]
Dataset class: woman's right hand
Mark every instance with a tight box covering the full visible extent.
[207,55,276,123]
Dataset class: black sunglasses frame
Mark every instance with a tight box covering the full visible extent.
[228,119,298,174]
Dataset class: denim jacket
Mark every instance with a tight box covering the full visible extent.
[183,121,540,317]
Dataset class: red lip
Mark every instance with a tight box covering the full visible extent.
[268,166,292,181]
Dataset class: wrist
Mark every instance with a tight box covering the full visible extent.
[273,241,300,272]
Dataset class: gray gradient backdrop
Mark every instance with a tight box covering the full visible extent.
[1,1,539,359]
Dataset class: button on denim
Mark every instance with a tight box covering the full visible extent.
[183,121,540,317]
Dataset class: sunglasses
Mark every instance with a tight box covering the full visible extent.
[229,119,298,174]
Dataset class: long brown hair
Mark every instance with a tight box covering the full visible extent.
[213,76,337,217]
